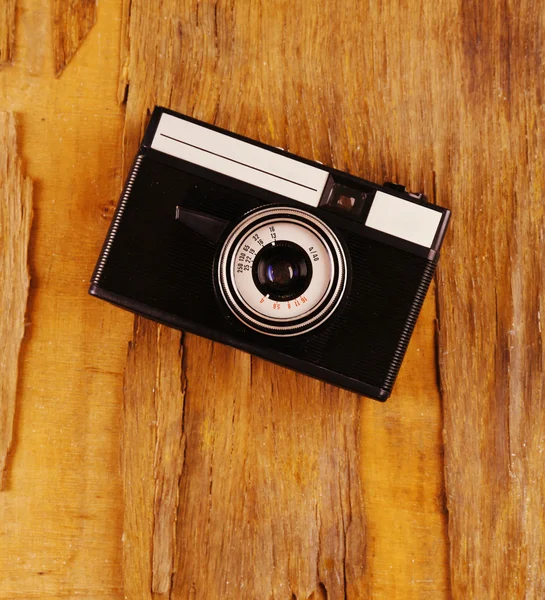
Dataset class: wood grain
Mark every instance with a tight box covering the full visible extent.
[122,318,186,598]
[0,0,16,66]
[1,0,543,597]
[171,335,368,599]
[0,111,32,489]
[436,1,545,597]
[52,0,97,77]
[120,0,448,598]
[0,1,130,597]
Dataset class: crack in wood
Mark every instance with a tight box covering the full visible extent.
[151,326,186,595]
[52,0,97,77]
[117,0,133,104]
[0,0,16,66]
[0,112,33,490]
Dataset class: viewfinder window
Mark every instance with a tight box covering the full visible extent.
[320,183,367,218]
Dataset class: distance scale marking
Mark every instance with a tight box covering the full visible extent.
[230,221,333,321]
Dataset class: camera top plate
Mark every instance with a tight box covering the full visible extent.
[142,107,450,262]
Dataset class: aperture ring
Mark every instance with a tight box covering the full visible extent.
[217,206,347,337]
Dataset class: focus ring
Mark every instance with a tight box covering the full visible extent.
[217,205,347,337]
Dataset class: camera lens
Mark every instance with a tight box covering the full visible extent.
[253,241,312,301]
[217,205,347,337]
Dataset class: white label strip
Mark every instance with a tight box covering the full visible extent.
[366,191,442,247]
[151,113,329,207]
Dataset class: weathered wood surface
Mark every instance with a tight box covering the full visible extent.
[0,1,130,598]
[0,0,16,66]
[0,0,544,598]
[122,318,186,598]
[436,1,545,596]
[52,0,97,76]
[0,112,32,489]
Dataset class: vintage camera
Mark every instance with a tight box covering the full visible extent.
[90,107,450,401]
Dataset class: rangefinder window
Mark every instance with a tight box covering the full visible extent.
[319,182,368,219]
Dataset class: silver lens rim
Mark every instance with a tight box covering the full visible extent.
[217,205,347,337]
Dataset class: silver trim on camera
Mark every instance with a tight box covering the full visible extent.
[151,113,329,207]
[92,155,144,284]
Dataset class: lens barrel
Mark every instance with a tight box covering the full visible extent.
[217,205,347,337]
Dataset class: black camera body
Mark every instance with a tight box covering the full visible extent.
[90,107,450,401]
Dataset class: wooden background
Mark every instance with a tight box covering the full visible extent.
[0,0,543,598]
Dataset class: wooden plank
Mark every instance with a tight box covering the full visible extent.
[6,0,543,596]
[120,0,449,598]
[122,319,186,598]
[0,0,16,65]
[170,335,369,599]
[52,0,97,77]
[436,1,545,597]
[0,112,32,489]
[0,0,130,597]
